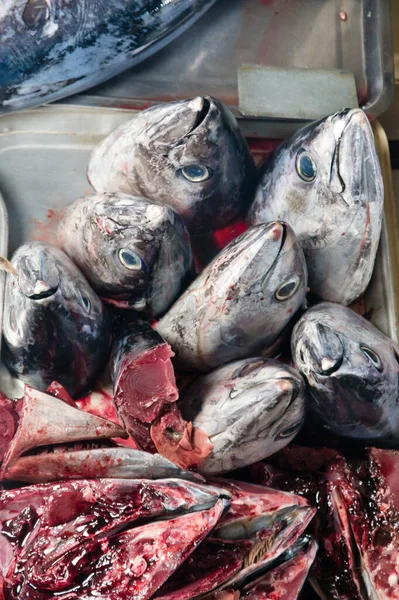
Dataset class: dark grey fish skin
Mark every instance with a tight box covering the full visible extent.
[2,242,110,397]
[180,357,305,475]
[156,222,308,372]
[247,109,383,306]
[88,96,256,233]
[58,193,194,316]
[292,302,399,446]
[0,0,217,112]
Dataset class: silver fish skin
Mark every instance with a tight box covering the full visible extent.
[58,192,193,316]
[87,96,256,233]
[1,242,110,397]
[247,109,383,306]
[156,222,307,372]
[0,0,216,112]
[180,357,305,475]
[292,302,399,446]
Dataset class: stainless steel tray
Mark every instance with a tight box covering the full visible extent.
[65,0,395,121]
[0,105,397,398]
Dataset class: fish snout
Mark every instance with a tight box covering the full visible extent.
[334,108,381,200]
[274,371,304,403]
[27,279,58,300]
[295,322,344,377]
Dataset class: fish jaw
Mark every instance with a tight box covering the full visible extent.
[0,386,127,477]
[233,536,317,600]
[3,445,205,484]
[0,392,18,467]
[155,480,314,600]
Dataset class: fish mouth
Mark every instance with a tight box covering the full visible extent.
[216,505,315,590]
[330,108,380,199]
[27,284,58,300]
[185,96,211,135]
[295,321,344,377]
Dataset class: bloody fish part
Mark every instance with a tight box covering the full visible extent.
[231,536,317,600]
[151,403,214,470]
[111,316,213,468]
[111,318,178,428]
[3,444,205,484]
[179,358,305,475]
[0,385,126,478]
[46,381,77,407]
[0,392,18,467]
[2,242,111,397]
[76,388,138,449]
[344,448,399,598]
[309,458,365,600]
[58,193,194,316]
[12,499,228,600]
[1,478,227,595]
[156,222,307,373]
[88,96,256,234]
[156,479,315,600]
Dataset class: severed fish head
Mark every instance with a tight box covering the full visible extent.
[292,302,399,446]
[58,193,194,316]
[247,109,383,305]
[2,242,110,397]
[156,222,307,372]
[88,96,256,233]
[180,358,306,474]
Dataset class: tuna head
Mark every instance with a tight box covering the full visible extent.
[180,358,306,474]
[2,242,110,397]
[156,222,307,372]
[292,302,399,445]
[58,193,193,316]
[88,96,256,233]
[247,109,383,305]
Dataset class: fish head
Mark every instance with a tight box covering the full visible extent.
[184,358,306,475]
[135,96,255,232]
[249,108,382,250]
[2,242,109,395]
[91,194,172,310]
[292,303,399,442]
[209,222,307,357]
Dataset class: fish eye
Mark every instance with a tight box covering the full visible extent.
[296,150,317,182]
[118,249,142,271]
[275,277,300,301]
[277,420,303,440]
[81,295,91,313]
[179,164,210,183]
[360,346,382,371]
